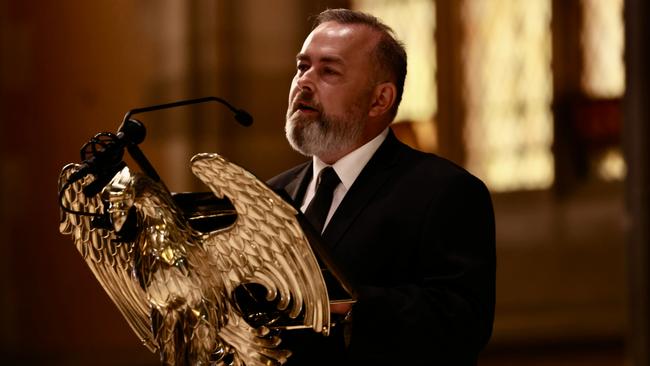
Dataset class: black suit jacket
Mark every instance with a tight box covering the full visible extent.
[267,130,496,366]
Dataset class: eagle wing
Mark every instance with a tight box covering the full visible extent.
[58,164,156,352]
[190,153,331,335]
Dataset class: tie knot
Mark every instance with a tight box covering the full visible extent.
[317,167,340,191]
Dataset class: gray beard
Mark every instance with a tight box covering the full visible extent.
[285,109,365,159]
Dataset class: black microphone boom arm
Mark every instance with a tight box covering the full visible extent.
[121,96,253,129]
[59,96,252,217]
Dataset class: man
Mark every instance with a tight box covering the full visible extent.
[268,8,495,366]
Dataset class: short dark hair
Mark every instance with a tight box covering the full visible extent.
[314,8,407,119]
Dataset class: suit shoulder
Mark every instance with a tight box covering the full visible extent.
[403,145,476,179]
[397,145,490,195]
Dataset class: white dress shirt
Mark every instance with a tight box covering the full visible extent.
[300,128,389,232]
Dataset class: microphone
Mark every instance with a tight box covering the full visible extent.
[233,109,253,127]
[121,96,254,128]
[68,96,253,189]
[60,96,252,219]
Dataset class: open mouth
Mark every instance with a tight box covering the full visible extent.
[296,102,319,113]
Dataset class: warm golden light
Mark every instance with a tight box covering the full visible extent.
[353,0,437,123]
[461,0,554,191]
[581,0,625,98]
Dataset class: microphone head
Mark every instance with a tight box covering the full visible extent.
[234,110,254,127]
[118,119,147,145]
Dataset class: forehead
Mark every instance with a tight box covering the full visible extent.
[299,22,378,62]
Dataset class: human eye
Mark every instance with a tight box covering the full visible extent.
[322,66,340,76]
[296,62,309,73]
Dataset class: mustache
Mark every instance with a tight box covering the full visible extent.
[291,91,322,112]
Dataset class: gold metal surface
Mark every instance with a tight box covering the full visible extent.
[58,153,330,366]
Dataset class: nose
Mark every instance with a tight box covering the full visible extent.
[296,69,315,93]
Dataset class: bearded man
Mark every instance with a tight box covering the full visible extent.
[268,8,496,366]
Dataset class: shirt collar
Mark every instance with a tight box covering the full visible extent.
[311,127,389,190]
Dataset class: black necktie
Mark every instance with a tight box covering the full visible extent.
[304,167,340,233]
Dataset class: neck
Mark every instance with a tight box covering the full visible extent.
[317,148,355,165]
[316,125,389,164]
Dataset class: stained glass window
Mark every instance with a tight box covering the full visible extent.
[461,0,554,191]
[353,0,437,124]
[581,0,626,181]
[581,0,625,98]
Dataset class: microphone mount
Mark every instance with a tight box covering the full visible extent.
[59,96,253,218]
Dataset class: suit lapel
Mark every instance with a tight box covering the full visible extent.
[284,162,312,207]
[322,131,403,249]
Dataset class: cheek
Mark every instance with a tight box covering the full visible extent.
[288,78,299,100]
[322,90,351,115]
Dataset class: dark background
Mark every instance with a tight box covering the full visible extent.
[1,1,648,365]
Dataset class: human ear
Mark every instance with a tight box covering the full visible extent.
[368,82,396,118]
